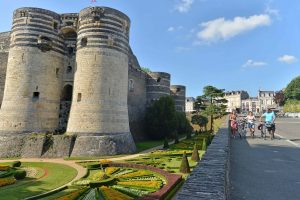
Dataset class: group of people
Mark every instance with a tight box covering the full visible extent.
[229,108,276,139]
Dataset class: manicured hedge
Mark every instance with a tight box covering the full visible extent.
[13,170,27,180]
[11,161,21,168]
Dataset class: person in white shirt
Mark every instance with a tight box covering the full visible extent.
[246,111,256,138]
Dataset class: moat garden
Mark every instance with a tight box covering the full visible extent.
[0,117,225,200]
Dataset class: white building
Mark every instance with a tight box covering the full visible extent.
[258,90,276,112]
[224,91,249,112]
[185,97,195,112]
[241,97,259,113]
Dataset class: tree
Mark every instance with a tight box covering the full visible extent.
[141,67,151,73]
[145,96,177,140]
[175,111,193,136]
[191,115,208,132]
[202,85,228,132]
[284,76,300,100]
[274,90,285,106]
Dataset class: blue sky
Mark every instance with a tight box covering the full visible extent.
[0,0,299,97]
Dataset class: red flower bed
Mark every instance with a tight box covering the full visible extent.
[108,162,182,200]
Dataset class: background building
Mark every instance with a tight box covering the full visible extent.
[185,97,195,112]
[224,91,249,112]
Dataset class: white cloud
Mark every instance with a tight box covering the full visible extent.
[167,26,184,32]
[168,26,175,32]
[197,14,271,42]
[278,55,297,64]
[175,0,194,13]
[242,59,267,68]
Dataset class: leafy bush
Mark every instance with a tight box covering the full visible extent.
[11,161,21,168]
[145,96,177,140]
[13,170,27,180]
[283,100,300,112]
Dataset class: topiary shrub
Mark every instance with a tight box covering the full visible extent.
[179,151,190,173]
[191,144,200,161]
[202,138,207,151]
[14,170,27,180]
[163,138,169,149]
[11,161,21,168]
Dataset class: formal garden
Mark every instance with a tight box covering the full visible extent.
[0,86,227,199]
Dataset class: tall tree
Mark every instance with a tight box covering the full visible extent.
[202,85,227,132]
[274,90,285,106]
[145,96,177,140]
[284,76,300,100]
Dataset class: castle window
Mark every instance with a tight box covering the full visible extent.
[81,37,87,47]
[129,79,134,92]
[37,36,52,52]
[77,93,82,102]
[93,16,100,22]
[176,88,181,92]
[66,21,73,26]
[68,47,74,55]
[33,92,39,100]
[67,66,72,73]
[53,22,58,30]
[156,77,161,83]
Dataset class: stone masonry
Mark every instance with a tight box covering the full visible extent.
[176,121,230,200]
[0,6,186,157]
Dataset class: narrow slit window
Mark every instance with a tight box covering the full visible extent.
[77,93,82,102]
[81,37,87,47]
[33,92,39,99]
[156,77,161,83]
[56,68,59,78]
[53,22,58,30]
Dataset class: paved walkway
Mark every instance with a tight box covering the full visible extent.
[230,118,300,200]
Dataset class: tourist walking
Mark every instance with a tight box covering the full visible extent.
[229,110,238,138]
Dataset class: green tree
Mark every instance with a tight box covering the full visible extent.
[141,67,151,73]
[284,76,300,100]
[202,85,228,132]
[191,114,208,132]
[145,96,177,140]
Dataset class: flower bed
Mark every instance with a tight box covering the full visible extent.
[0,165,10,171]
[56,187,88,200]
[105,167,120,175]
[100,186,133,200]
[0,177,16,187]
[116,170,153,179]
[117,180,162,190]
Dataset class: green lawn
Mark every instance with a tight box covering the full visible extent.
[0,162,77,200]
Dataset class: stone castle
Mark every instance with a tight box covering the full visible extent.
[0,6,186,157]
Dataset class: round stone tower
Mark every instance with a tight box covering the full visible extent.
[146,72,170,104]
[67,7,136,156]
[0,8,64,133]
[170,85,186,112]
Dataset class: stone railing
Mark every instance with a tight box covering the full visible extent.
[175,121,230,200]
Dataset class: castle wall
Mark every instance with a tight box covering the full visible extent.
[146,72,171,104]
[67,7,136,156]
[128,65,147,141]
[0,32,10,107]
[170,85,186,112]
[0,8,65,133]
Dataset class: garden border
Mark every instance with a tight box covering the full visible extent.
[107,162,182,200]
